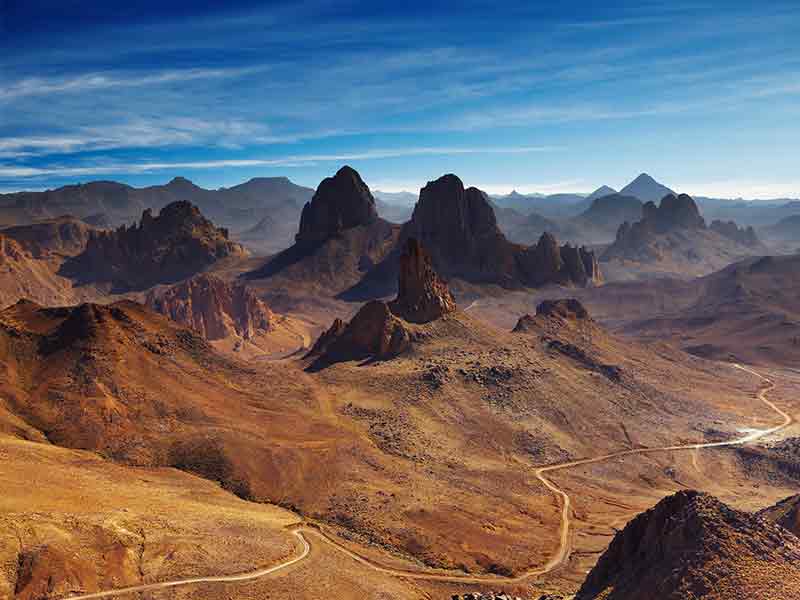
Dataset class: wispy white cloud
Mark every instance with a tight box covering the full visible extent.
[0,66,265,101]
[0,145,559,179]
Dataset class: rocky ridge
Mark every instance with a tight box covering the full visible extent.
[64,201,247,292]
[1,216,96,257]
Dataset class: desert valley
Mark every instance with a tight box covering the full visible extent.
[4,2,800,599]
[3,164,800,600]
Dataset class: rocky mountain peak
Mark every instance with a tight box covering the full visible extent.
[410,174,499,243]
[587,185,618,201]
[389,237,456,323]
[642,193,706,233]
[295,165,379,244]
[620,173,675,203]
[308,238,456,366]
[575,490,800,600]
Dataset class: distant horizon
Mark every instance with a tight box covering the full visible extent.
[1,170,798,203]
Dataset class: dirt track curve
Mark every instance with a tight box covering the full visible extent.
[62,363,793,598]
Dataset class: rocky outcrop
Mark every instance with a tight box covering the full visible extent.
[709,220,760,247]
[64,201,247,292]
[400,174,519,284]
[309,301,412,366]
[536,298,590,321]
[389,238,456,323]
[145,274,273,341]
[295,165,379,244]
[511,314,538,333]
[641,193,705,233]
[518,233,602,287]
[309,238,457,366]
[575,490,800,600]
[400,174,601,288]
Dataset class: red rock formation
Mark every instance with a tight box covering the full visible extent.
[145,274,272,341]
[389,237,456,323]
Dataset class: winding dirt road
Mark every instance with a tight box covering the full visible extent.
[61,363,794,598]
[62,529,310,600]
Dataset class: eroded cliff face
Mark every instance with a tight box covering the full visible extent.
[146,274,273,341]
[66,201,247,292]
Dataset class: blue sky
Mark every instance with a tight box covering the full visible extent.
[2,1,799,198]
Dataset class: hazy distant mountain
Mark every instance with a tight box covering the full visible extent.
[504,193,641,246]
[0,176,314,256]
[622,254,800,366]
[696,197,800,228]
[573,193,643,235]
[493,191,589,218]
[375,198,414,224]
[602,193,766,280]
[619,173,675,203]
[586,185,617,201]
[763,214,800,241]
[373,190,418,206]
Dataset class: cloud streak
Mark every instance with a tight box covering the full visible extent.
[0,66,265,101]
[0,145,559,179]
